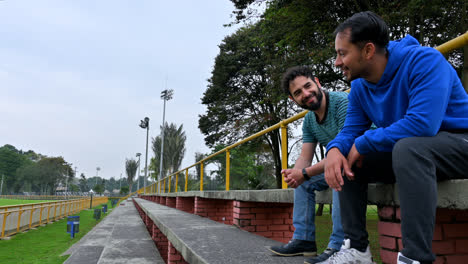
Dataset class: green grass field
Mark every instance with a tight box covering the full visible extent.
[315,205,381,263]
[0,201,113,264]
[0,199,54,206]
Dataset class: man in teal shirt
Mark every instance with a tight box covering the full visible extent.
[269,66,346,264]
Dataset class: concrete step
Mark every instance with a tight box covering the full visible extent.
[134,198,307,264]
[63,199,164,264]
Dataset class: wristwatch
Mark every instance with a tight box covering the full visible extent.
[302,168,311,181]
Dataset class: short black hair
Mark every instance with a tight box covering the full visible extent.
[281,66,316,96]
[334,11,389,53]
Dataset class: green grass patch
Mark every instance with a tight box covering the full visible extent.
[0,201,113,264]
[315,205,381,263]
[0,199,54,206]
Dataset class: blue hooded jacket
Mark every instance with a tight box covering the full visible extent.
[327,35,468,156]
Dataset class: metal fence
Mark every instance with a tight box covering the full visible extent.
[0,196,108,239]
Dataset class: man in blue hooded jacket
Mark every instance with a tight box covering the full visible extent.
[323,11,468,264]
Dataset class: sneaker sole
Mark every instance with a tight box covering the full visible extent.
[268,248,317,257]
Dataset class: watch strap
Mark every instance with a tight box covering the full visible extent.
[302,168,311,181]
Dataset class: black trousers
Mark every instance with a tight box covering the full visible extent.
[339,131,468,263]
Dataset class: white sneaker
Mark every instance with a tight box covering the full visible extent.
[316,239,373,264]
[397,252,420,264]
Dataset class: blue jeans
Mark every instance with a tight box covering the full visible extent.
[292,173,344,250]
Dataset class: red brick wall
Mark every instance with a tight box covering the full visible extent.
[166,197,176,208]
[378,206,468,264]
[176,197,194,214]
[232,201,294,244]
[168,241,189,264]
[142,196,295,243]
[194,197,233,225]
[134,199,189,264]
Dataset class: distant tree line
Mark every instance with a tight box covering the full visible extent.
[0,144,136,196]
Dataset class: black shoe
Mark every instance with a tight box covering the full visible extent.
[269,239,317,257]
[304,248,339,264]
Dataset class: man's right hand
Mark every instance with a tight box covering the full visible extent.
[324,148,351,191]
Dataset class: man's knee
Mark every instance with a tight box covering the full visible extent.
[392,137,425,173]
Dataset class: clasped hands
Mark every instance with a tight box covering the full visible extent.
[282,168,306,188]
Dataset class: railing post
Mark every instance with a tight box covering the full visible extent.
[47,205,51,224]
[281,123,288,189]
[185,169,188,192]
[200,162,204,191]
[164,179,166,193]
[29,206,34,228]
[168,176,172,193]
[175,173,178,192]
[226,149,230,191]
[39,206,44,226]
[1,212,10,238]
[17,208,23,232]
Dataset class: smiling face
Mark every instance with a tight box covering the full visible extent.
[334,30,369,82]
[289,76,323,111]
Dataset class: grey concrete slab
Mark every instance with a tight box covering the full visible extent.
[63,199,164,264]
[63,246,104,264]
[134,198,307,264]
[145,179,468,209]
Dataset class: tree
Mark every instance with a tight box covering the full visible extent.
[69,184,79,192]
[194,152,205,181]
[0,145,31,193]
[151,123,186,179]
[205,144,276,190]
[79,173,88,192]
[120,186,129,195]
[199,23,301,188]
[125,158,138,194]
[229,0,467,84]
[14,156,72,194]
[94,184,103,195]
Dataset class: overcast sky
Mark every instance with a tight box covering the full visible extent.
[0,1,243,180]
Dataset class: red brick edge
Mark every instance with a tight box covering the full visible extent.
[378,206,468,264]
[139,195,468,264]
[133,200,189,264]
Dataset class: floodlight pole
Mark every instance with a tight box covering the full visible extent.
[139,117,149,194]
[159,89,174,186]
[136,153,141,191]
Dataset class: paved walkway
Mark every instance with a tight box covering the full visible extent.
[63,198,164,264]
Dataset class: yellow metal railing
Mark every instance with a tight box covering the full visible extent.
[145,31,468,194]
[0,197,108,239]
[435,31,468,55]
[150,110,308,193]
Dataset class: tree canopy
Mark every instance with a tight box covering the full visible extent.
[150,123,186,179]
[125,158,138,193]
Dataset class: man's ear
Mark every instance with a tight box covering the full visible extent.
[314,77,321,88]
[363,42,376,60]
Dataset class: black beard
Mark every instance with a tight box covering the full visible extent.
[300,89,323,111]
